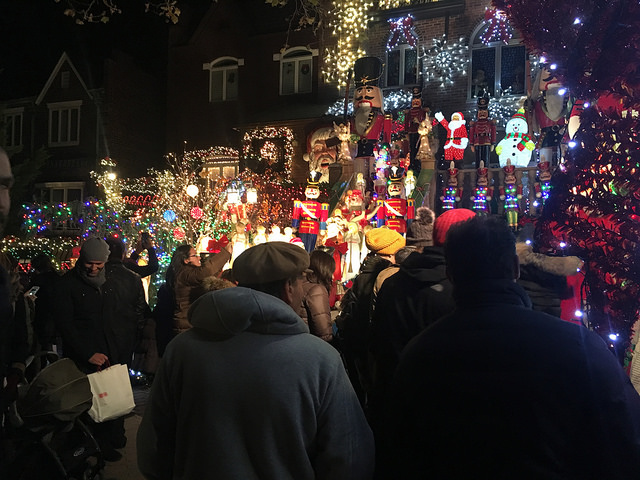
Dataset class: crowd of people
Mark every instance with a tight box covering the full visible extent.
[2,144,640,478]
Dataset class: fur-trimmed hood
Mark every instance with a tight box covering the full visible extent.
[516,243,583,277]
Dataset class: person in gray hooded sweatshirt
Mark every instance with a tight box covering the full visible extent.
[137,241,374,480]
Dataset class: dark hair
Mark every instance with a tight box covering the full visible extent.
[394,246,417,264]
[244,275,299,299]
[445,216,517,285]
[308,249,335,293]
[105,236,126,261]
[31,253,55,273]
[220,268,236,284]
[166,244,193,289]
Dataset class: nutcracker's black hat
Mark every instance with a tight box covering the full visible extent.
[354,57,383,88]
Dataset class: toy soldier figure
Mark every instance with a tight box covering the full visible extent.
[469,95,497,168]
[404,86,428,175]
[351,57,392,187]
[376,170,415,234]
[292,171,329,252]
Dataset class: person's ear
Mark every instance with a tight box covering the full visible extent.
[281,280,295,306]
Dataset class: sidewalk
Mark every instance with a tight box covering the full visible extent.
[102,384,149,480]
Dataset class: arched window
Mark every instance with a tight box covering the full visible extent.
[386,43,419,87]
[275,47,317,95]
[203,57,243,102]
[469,21,526,99]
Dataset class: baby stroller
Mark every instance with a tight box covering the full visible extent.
[4,355,105,479]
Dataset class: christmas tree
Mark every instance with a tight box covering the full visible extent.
[492,0,640,361]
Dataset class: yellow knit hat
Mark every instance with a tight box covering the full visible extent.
[365,228,406,255]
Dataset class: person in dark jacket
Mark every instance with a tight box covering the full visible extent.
[335,227,405,407]
[28,253,61,354]
[383,216,640,479]
[54,237,148,462]
[124,232,158,278]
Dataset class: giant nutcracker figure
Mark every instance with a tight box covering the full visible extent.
[434,111,468,167]
[351,56,392,186]
[376,170,415,233]
[469,95,497,168]
[403,86,428,175]
[291,171,329,252]
[499,159,522,229]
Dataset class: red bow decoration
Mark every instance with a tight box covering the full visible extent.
[207,235,229,253]
[387,15,418,49]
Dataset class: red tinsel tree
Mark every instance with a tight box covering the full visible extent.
[492,0,640,360]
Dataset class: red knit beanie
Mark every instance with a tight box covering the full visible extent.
[433,209,476,246]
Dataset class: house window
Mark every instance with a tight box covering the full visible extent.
[3,108,23,148]
[48,101,81,146]
[469,22,526,98]
[203,57,243,102]
[275,47,317,95]
[386,44,418,87]
[38,182,84,203]
[61,71,70,89]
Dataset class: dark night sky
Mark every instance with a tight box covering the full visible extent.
[0,0,209,99]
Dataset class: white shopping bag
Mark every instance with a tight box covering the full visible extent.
[87,363,135,423]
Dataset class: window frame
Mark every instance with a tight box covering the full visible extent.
[37,181,85,204]
[468,22,526,99]
[385,43,419,88]
[3,107,24,148]
[274,47,317,96]
[47,100,82,147]
[203,57,244,103]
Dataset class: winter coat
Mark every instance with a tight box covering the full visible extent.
[54,261,147,372]
[384,279,640,479]
[30,269,61,348]
[516,242,582,318]
[298,278,333,341]
[171,249,230,335]
[125,247,159,278]
[369,247,456,434]
[137,287,374,480]
[153,283,175,358]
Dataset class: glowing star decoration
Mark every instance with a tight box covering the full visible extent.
[480,8,512,45]
[186,184,199,198]
[163,209,176,222]
[190,206,204,220]
[173,226,186,241]
[387,15,419,50]
[421,35,468,87]
[323,0,373,88]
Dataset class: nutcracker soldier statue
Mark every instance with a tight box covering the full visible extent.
[440,161,462,210]
[351,56,392,187]
[471,161,492,216]
[469,95,497,168]
[534,160,552,205]
[292,171,329,252]
[404,86,428,175]
[499,159,522,229]
[376,170,415,234]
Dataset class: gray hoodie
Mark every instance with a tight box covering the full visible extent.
[137,287,374,480]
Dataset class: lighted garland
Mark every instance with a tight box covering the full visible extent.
[421,35,469,87]
[325,88,412,116]
[241,127,294,178]
[387,15,419,50]
[480,8,512,45]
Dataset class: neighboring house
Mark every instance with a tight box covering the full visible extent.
[166,0,528,185]
[0,50,165,206]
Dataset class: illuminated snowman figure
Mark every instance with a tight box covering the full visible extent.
[496,109,535,167]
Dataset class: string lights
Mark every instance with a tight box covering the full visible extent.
[421,35,469,87]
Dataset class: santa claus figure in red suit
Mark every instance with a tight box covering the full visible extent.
[434,111,469,167]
